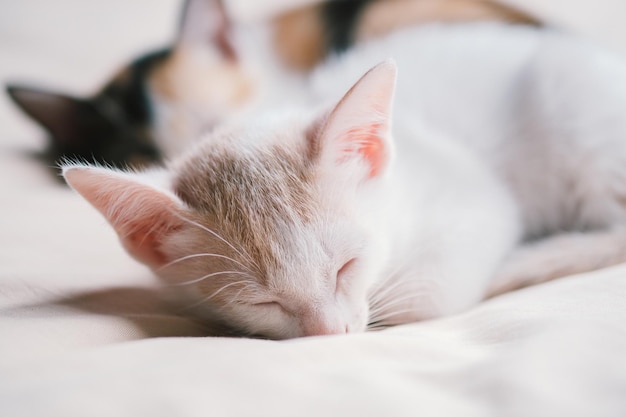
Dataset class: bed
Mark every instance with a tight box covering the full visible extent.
[1,1,626,415]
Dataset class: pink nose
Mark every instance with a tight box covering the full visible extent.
[302,322,349,336]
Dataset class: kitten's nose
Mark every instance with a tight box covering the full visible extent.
[301,320,348,336]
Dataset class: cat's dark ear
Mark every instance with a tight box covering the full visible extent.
[6,84,98,147]
[310,60,397,179]
[63,165,186,268]
[177,0,236,60]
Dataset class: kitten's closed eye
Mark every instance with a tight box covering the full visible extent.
[254,301,283,309]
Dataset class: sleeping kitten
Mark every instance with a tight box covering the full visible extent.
[63,23,626,339]
[7,0,538,175]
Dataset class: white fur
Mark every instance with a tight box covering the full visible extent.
[65,22,626,338]
[308,23,626,315]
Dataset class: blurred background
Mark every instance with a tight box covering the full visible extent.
[1,0,626,175]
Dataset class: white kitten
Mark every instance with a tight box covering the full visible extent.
[63,23,626,338]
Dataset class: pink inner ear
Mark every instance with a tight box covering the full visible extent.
[106,189,185,268]
[339,122,387,178]
[313,61,396,179]
[64,167,185,268]
[120,211,183,267]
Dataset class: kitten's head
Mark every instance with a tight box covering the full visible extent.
[6,0,254,174]
[63,61,397,339]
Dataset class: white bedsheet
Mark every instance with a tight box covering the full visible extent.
[1,1,625,416]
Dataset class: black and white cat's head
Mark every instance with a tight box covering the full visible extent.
[63,61,397,339]
[6,0,254,175]
[6,49,168,171]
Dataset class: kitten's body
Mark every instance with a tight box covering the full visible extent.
[311,24,626,237]
[7,0,537,173]
[64,23,626,339]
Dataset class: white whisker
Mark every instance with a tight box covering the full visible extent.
[170,270,254,286]
[367,266,409,305]
[369,291,425,315]
[188,280,258,308]
[368,308,419,325]
[368,285,437,326]
[159,252,251,273]
[366,324,392,332]
[178,216,261,272]
[368,278,408,306]
[227,286,257,306]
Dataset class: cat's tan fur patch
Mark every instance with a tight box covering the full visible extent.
[273,4,326,71]
[149,47,253,105]
[147,46,256,155]
[173,141,316,282]
[356,0,540,43]
[272,0,540,71]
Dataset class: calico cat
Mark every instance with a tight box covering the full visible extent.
[7,0,538,175]
[63,23,626,339]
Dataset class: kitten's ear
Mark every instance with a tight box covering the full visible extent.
[177,0,236,60]
[6,84,99,147]
[310,60,397,179]
[63,165,186,268]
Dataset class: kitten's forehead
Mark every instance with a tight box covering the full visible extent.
[173,137,317,275]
